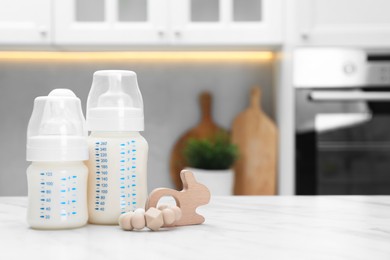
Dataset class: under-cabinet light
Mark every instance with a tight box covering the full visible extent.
[0,51,273,62]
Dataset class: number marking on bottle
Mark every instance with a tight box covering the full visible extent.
[39,172,53,220]
[94,141,108,211]
[120,140,137,214]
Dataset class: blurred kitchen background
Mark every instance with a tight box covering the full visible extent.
[1,0,390,196]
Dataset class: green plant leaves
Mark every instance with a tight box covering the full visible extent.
[184,134,238,170]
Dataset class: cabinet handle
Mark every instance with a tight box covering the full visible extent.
[39,26,48,37]
[174,31,182,37]
[158,30,165,37]
[301,30,309,40]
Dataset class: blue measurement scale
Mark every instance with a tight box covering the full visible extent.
[94,141,108,211]
[39,172,52,220]
[93,140,137,213]
[39,171,78,220]
[120,140,137,214]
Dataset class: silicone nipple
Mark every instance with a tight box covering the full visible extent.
[98,74,133,107]
[39,89,77,135]
[49,88,76,98]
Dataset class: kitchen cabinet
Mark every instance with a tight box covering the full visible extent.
[54,0,169,44]
[294,0,390,47]
[170,0,283,45]
[0,0,51,44]
[54,0,283,45]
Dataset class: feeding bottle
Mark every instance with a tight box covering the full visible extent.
[26,89,89,229]
[86,70,148,224]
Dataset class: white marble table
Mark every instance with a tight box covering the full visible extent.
[1,196,390,260]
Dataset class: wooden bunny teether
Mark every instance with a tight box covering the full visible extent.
[118,170,210,231]
[145,170,211,226]
[118,205,182,231]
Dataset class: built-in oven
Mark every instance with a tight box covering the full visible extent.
[295,48,390,195]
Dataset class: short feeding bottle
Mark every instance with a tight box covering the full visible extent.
[86,70,148,225]
[26,89,89,229]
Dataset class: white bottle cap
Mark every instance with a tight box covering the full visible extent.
[26,89,88,162]
[86,70,144,132]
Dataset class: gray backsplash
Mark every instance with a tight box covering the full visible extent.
[0,60,275,196]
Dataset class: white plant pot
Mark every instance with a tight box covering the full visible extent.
[186,167,234,196]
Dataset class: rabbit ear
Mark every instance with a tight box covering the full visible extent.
[180,170,198,190]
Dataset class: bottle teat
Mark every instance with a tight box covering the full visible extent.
[40,89,78,135]
[26,89,88,162]
[97,74,133,107]
[86,70,144,131]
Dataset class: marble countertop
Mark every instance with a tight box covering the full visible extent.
[1,196,390,260]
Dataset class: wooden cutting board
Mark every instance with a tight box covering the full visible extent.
[170,92,226,189]
[232,87,277,195]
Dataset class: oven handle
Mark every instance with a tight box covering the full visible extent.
[309,91,390,101]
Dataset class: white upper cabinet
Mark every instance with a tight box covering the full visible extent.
[170,0,283,45]
[54,0,283,45]
[54,0,169,44]
[0,0,51,44]
[294,0,390,47]
[0,0,283,46]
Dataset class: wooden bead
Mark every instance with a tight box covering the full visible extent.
[145,207,164,231]
[119,207,182,231]
[135,208,145,214]
[157,205,169,211]
[162,208,175,225]
[131,212,146,230]
[170,206,182,222]
[118,212,134,231]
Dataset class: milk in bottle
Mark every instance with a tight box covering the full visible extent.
[86,70,148,224]
[26,89,89,229]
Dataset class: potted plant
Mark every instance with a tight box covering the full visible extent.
[183,134,238,195]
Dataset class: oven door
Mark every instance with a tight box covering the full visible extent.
[296,89,390,195]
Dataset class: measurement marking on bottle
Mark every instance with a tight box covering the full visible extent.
[132,141,137,209]
[118,140,138,213]
[40,174,45,218]
[38,172,53,220]
[94,141,108,212]
[130,141,137,211]
[120,143,126,214]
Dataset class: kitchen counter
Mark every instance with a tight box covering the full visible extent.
[1,196,389,260]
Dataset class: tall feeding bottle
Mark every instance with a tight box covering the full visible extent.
[86,70,148,224]
[26,89,89,229]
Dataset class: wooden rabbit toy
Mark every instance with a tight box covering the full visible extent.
[145,170,211,226]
